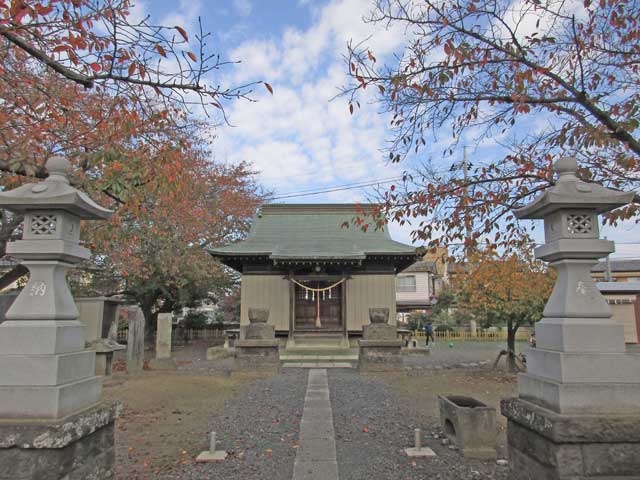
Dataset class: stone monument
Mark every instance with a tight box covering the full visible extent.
[126,307,145,373]
[155,312,173,358]
[358,307,403,371]
[78,296,125,376]
[0,156,120,479]
[234,307,280,372]
[149,312,177,370]
[502,156,640,479]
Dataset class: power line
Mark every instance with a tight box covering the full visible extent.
[264,167,454,201]
[268,175,404,198]
[267,177,404,200]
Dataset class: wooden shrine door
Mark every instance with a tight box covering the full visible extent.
[294,280,342,331]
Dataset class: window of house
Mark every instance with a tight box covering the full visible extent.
[396,275,417,292]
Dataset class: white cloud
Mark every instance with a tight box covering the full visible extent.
[233,0,253,17]
[229,39,282,83]
[160,0,201,29]
[128,0,149,24]
[501,0,587,42]
[215,0,408,199]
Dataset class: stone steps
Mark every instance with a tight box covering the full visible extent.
[280,354,358,361]
[289,333,348,350]
[282,362,355,369]
[281,352,358,369]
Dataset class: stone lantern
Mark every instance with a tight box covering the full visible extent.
[0,157,120,480]
[501,157,640,479]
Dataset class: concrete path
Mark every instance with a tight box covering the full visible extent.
[292,369,339,480]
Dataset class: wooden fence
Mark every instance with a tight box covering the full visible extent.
[180,328,225,341]
[413,329,532,341]
[114,324,530,343]
[116,326,225,343]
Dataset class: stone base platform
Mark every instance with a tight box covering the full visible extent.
[0,401,121,480]
[502,397,640,479]
[358,339,403,371]
[234,339,280,372]
[206,346,234,360]
[195,450,228,462]
[401,346,432,356]
[148,357,178,370]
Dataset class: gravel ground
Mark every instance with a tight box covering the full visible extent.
[113,339,237,375]
[329,369,509,480]
[169,369,307,480]
[403,341,527,369]
[109,341,517,479]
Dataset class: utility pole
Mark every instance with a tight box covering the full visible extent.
[462,146,473,257]
[604,237,612,282]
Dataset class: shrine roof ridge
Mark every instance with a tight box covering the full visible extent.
[209,202,417,269]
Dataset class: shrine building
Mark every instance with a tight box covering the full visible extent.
[209,204,417,344]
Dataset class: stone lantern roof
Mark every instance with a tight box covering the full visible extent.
[0,156,112,220]
[514,156,635,219]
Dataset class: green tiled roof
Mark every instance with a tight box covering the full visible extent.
[210,204,416,262]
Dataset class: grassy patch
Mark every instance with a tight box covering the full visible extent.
[103,371,253,479]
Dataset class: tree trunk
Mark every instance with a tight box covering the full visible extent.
[0,264,28,290]
[506,318,519,372]
[140,298,157,342]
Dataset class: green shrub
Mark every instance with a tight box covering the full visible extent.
[407,312,429,331]
[435,324,455,332]
[182,311,207,329]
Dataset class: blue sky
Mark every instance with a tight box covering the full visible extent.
[141,0,639,258]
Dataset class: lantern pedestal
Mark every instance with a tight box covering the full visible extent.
[0,157,117,479]
[518,254,640,415]
[502,398,640,480]
[0,319,102,421]
[358,339,403,371]
[234,339,281,372]
[358,309,403,371]
[502,157,640,479]
[0,254,103,419]
[0,402,120,480]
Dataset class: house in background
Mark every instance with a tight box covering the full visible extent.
[596,281,640,344]
[395,247,449,323]
[591,259,640,282]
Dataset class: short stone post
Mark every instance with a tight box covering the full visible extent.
[234,307,280,372]
[405,427,436,457]
[149,313,177,370]
[358,308,404,371]
[126,307,145,373]
[469,319,477,338]
[196,431,228,462]
[0,156,120,479]
[502,157,640,479]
